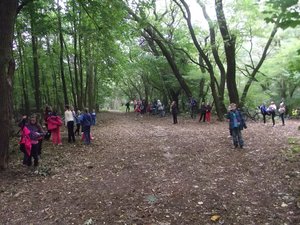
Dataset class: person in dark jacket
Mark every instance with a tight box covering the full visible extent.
[259,103,267,124]
[199,102,207,122]
[226,103,247,149]
[171,101,178,124]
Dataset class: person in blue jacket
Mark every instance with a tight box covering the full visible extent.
[226,103,247,149]
[80,108,92,145]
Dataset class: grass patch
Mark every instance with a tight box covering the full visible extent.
[288,137,299,145]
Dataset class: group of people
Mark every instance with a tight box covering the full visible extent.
[227,99,287,150]
[129,99,166,117]
[19,105,97,167]
[259,100,286,126]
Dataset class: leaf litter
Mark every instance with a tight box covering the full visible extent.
[0,112,299,224]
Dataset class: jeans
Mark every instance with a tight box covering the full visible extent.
[232,127,244,147]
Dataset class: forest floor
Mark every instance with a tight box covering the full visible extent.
[1,111,300,225]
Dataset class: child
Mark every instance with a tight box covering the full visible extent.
[80,108,92,145]
[171,101,178,124]
[74,110,81,136]
[267,101,277,127]
[47,110,63,145]
[226,103,247,149]
[205,103,212,123]
[278,101,286,126]
[19,115,44,167]
[91,109,96,126]
[259,103,268,124]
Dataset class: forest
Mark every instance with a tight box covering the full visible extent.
[1,0,299,165]
[0,0,300,224]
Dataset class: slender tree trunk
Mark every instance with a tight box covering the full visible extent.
[46,36,59,107]
[16,29,30,114]
[79,35,84,107]
[0,0,18,170]
[30,5,41,112]
[64,38,77,107]
[73,0,81,109]
[240,20,279,105]
[57,0,69,106]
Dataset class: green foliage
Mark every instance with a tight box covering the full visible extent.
[264,0,300,29]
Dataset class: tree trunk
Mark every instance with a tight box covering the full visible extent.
[46,35,59,107]
[73,0,81,109]
[57,0,69,106]
[0,0,18,170]
[16,28,30,114]
[174,0,224,120]
[215,0,239,105]
[64,38,77,107]
[30,5,41,112]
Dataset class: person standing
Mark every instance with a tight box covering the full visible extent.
[125,101,130,112]
[74,110,81,136]
[205,103,212,123]
[278,100,286,126]
[259,103,268,124]
[189,97,197,119]
[43,105,52,140]
[91,109,97,126]
[47,110,63,145]
[19,115,44,167]
[81,108,92,145]
[65,105,75,143]
[171,101,178,124]
[226,103,247,149]
[267,101,277,127]
[199,102,207,122]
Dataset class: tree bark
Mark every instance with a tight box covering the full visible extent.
[30,4,41,112]
[215,0,239,105]
[57,0,69,106]
[0,0,18,170]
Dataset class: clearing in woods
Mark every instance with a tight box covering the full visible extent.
[0,112,299,224]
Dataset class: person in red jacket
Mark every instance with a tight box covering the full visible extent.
[47,109,63,145]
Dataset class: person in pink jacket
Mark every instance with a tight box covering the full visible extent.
[47,110,63,145]
[19,115,44,167]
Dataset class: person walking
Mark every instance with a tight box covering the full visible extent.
[65,105,75,143]
[226,103,247,149]
[278,100,286,126]
[171,101,178,124]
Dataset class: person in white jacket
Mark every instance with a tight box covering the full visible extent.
[65,105,75,142]
[267,101,277,127]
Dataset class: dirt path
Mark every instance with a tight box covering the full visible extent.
[1,112,299,225]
